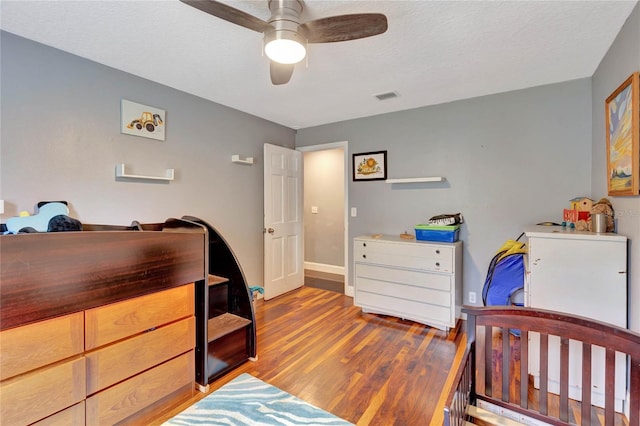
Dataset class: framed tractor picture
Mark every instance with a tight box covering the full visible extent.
[121,99,166,141]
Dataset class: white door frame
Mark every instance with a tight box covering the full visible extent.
[296,141,351,296]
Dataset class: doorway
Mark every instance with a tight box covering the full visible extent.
[297,141,350,296]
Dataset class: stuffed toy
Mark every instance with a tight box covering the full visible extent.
[47,214,82,232]
[5,202,69,233]
[5,202,82,234]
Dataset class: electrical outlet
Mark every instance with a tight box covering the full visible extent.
[469,291,477,304]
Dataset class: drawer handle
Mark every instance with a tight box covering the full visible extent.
[362,254,367,259]
[435,262,440,267]
[363,242,367,247]
[436,249,440,254]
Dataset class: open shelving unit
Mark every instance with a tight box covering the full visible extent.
[182,216,256,392]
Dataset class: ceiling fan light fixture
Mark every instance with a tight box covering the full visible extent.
[264,30,306,64]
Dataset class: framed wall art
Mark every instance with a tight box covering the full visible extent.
[605,72,639,196]
[353,150,387,181]
[121,99,166,141]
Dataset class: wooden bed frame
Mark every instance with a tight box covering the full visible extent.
[444,306,640,426]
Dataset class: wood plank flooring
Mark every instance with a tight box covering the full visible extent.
[149,286,465,425]
[304,270,345,294]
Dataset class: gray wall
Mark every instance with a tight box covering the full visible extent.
[303,149,345,268]
[591,3,640,332]
[0,31,296,288]
[296,79,593,303]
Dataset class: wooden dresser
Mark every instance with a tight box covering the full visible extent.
[0,219,206,425]
[353,235,462,332]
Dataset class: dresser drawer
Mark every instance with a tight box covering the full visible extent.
[86,316,195,394]
[85,284,195,349]
[32,402,85,426]
[86,350,194,425]
[0,356,86,426]
[355,239,453,259]
[356,291,453,325]
[354,251,453,273]
[355,263,451,292]
[0,312,84,381]
[356,276,451,308]
[355,243,453,272]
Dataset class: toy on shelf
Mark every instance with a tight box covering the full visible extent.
[4,202,81,234]
[563,197,593,230]
[569,197,593,212]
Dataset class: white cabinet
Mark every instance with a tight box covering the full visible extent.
[524,226,628,411]
[353,235,462,331]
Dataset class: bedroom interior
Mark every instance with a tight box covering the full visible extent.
[1,0,640,425]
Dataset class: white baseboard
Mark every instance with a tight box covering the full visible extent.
[304,262,345,276]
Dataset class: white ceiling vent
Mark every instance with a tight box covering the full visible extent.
[374,91,399,101]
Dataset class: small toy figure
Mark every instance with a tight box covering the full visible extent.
[563,197,593,230]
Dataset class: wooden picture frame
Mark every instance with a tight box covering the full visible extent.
[605,72,639,196]
[353,151,387,181]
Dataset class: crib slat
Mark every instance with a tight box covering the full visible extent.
[485,324,493,397]
[605,348,615,426]
[539,333,548,415]
[520,330,528,409]
[581,342,592,426]
[559,337,569,422]
[502,328,509,402]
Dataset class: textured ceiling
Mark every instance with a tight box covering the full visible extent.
[1,0,638,129]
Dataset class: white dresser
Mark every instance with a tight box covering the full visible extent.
[524,226,628,411]
[353,235,462,331]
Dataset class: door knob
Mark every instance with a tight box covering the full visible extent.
[267,228,275,234]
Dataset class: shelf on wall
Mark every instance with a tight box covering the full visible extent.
[115,164,175,182]
[385,177,445,184]
[231,155,254,165]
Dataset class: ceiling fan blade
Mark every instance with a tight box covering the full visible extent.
[300,13,388,43]
[180,0,273,33]
[270,62,295,85]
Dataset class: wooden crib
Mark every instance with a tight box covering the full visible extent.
[444,306,640,426]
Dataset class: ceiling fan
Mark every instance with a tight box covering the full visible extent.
[180,0,388,85]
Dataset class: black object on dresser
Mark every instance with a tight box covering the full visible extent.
[182,216,257,390]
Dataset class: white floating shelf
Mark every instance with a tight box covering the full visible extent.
[232,155,254,165]
[385,177,445,184]
[115,164,174,181]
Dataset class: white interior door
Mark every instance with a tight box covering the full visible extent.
[263,143,303,300]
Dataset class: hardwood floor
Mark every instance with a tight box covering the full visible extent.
[304,269,345,293]
[149,286,465,425]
